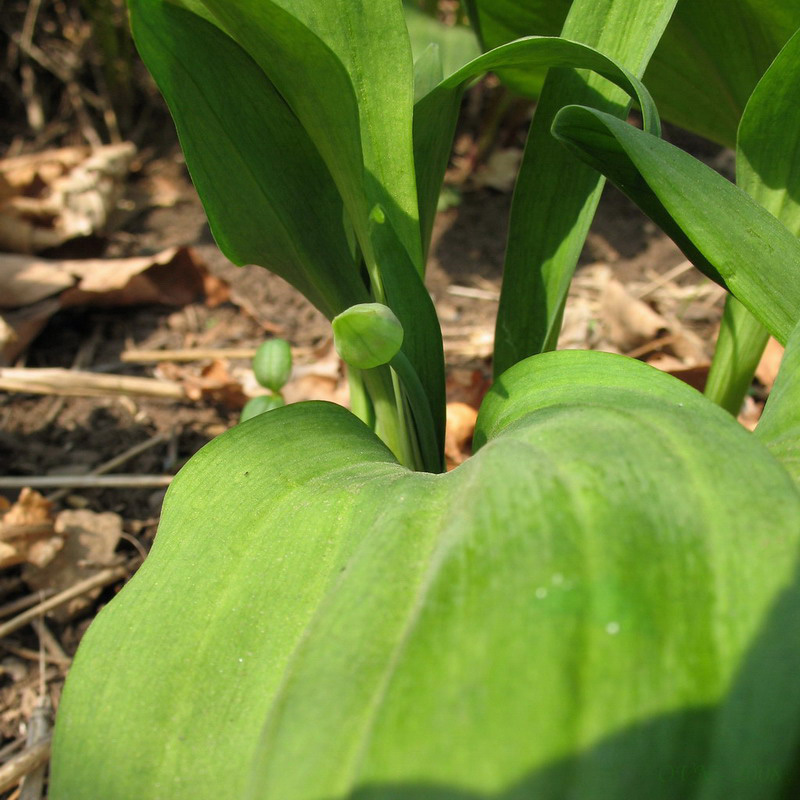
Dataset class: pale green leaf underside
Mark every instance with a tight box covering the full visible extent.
[404,3,480,84]
[737,27,800,232]
[52,351,800,799]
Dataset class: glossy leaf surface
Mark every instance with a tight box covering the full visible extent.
[129,0,367,318]
[412,32,661,266]
[467,0,800,147]
[198,0,422,274]
[706,26,800,415]
[492,0,676,373]
[552,106,800,345]
[128,0,446,463]
[52,352,800,799]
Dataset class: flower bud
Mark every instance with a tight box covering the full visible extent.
[239,393,286,423]
[332,303,404,369]
[252,338,292,392]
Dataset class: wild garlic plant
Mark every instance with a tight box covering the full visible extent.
[51,2,800,798]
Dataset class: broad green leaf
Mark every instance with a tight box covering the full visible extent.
[707,27,800,415]
[197,0,424,275]
[757,320,800,487]
[646,0,800,147]
[413,34,661,263]
[130,0,446,464]
[128,0,368,318]
[552,106,800,345]
[467,0,800,147]
[52,352,800,798]
[462,0,566,96]
[493,0,677,374]
[737,26,800,226]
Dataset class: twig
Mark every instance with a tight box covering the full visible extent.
[2,644,70,668]
[0,739,25,763]
[625,334,676,359]
[118,531,149,563]
[0,564,133,640]
[447,285,500,301]
[18,0,44,132]
[47,430,170,502]
[19,695,51,800]
[0,738,50,794]
[0,368,185,399]
[31,618,70,664]
[0,475,173,490]
[0,591,55,621]
[634,260,693,299]
[122,347,258,363]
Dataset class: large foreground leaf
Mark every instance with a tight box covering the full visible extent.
[52,352,800,798]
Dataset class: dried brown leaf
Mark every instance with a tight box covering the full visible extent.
[0,248,223,364]
[0,489,62,570]
[755,337,785,391]
[600,278,668,351]
[0,144,136,253]
[445,401,478,471]
[23,509,122,620]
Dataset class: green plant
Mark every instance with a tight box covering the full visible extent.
[50,2,800,798]
[240,338,293,421]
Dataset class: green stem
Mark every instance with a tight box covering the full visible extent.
[390,350,443,473]
[347,367,375,428]
[705,295,769,416]
[361,366,418,470]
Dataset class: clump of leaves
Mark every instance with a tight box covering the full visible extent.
[50,2,800,799]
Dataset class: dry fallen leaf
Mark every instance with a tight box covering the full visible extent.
[471,148,523,192]
[0,143,136,253]
[23,509,122,621]
[755,337,785,392]
[738,395,763,431]
[0,488,63,569]
[0,247,223,364]
[445,401,478,471]
[600,277,668,352]
[646,354,710,392]
[445,367,491,409]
